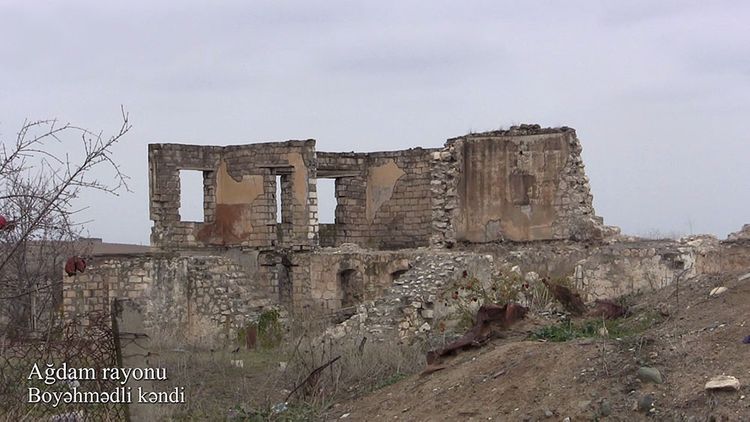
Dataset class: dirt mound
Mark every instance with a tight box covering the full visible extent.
[331,271,750,421]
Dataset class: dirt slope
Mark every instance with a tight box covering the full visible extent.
[331,272,750,421]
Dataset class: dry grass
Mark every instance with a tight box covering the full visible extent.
[281,335,424,408]
[138,309,424,421]
[435,269,569,333]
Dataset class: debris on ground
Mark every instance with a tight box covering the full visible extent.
[710,286,728,296]
[334,272,750,421]
[542,278,586,315]
[424,302,527,371]
[588,299,628,319]
[704,375,741,391]
[636,394,655,412]
[637,367,663,384]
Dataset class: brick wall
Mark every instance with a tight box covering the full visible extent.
[317,148,436,249]
[149,126,613,250]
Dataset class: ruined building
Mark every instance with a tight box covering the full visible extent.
[62,125,749,342]
[148,124,606,251]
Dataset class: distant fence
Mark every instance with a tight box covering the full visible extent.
[0,311,127,421]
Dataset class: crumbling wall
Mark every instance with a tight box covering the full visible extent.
[325,237,750,342]
[149,125,612,251]
[465,240,688,299]
[323,251,497,340]
[63,253,274,343]
[317,148,435,249]
[694,236,750,274]
[301,247,414,311]
[479,237,750,300]
[571,244,697,299]
[431,125,609,244]
[149,141,318,250]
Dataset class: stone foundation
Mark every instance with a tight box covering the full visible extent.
[63,252,274,343]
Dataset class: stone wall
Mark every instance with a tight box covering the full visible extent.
[326,238,750,341]
[317,149,436,249]
[468,240,694,300]
[148,125,614,251]
[324,251,498,341]
[63,237,750,345]
[63,252,274,343]
[301,246,414,311]
[149,141,318,250]
[69,124,687,345]
[431,124,611,244]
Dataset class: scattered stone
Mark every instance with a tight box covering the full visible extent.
[704,375,741,391]
[656,302,670,317]
[543,409,553,418]
[271,402,288,414]
[709,286,728,296]
[743,335,750,344]
[599,399,612,416]
[637,394,655,412]
[637,367,663,384]
[680,234,719,247]
[491,369,506,378]
[739,273,750,282]
[340,413,350,419]
[230,359,244,368]
[726,224,750,241]
[598,325,609,337]
[524,271,539,283]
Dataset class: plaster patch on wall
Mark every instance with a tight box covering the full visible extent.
[215,160,264,205]
[286,152,309,207]
[455,133,571,242]
[197,161,265,245]
[365,160,406,223]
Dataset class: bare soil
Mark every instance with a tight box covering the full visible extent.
[329,271,750,421]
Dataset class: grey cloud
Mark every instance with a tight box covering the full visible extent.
[1,1,748,243]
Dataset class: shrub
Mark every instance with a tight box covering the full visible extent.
[530,311,664,342]
[257,309,283,349]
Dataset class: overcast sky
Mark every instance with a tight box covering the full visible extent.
[1,0,748,244]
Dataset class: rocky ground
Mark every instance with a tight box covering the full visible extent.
[327,270,750,421]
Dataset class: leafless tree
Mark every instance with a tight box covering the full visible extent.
[0,107,130,339]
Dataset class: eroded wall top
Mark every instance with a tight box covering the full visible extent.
[317,148,435,249]
[431,124,610,244]
[148,141,317,250]
[148,124,612,251]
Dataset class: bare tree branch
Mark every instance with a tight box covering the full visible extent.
[0,107,131,338]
